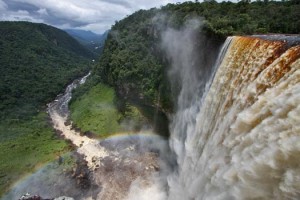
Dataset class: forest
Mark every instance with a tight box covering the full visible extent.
[94,0,300,113]
[1,0,300,197]
[0,21,93,120]
[0,21,92,195]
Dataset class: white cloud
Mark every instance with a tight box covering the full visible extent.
[37,8,48,16]
[1,10,44,23]
[0,0,188,33]
[0,0,7,11]
[16,9,29,15]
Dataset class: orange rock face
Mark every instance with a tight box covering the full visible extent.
[171,35,300,200]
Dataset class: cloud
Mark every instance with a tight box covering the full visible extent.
[37,8,48,16]
[0,0,187,33]
[0,0,7,11]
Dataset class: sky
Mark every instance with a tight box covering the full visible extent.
[0,0,191,34]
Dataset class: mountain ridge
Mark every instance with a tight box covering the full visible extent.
[0,21,93,119]
[65,29,109,55]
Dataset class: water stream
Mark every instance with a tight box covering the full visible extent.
[5,72,171,200]
[3,34,300,200]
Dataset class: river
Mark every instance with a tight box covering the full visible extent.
[4,72,171,200]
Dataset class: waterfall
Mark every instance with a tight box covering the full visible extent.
[5,33,299,200]
[167,36,300,200]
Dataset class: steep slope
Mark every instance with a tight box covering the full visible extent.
[65,29,108,55]
[0,21,92,119]
[0,21,91,196]
[94,1,300,113]
[69,1,300,139]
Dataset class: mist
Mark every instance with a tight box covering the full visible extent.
[125,17,222,200]
[2,15,224,200]
[2,153,98,200]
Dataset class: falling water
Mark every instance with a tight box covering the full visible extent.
[167,35,300,200]
[3,27,299,199]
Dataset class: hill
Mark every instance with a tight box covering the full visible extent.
[0,21,92,195]
[0,21,93,119]
[69,0,300,139]
[65,29,108,55]
[93,0,300,112]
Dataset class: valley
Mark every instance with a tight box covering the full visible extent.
[0,1,300,199]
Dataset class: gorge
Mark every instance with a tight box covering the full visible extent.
[4,34,300,200]
[1,2,300,200]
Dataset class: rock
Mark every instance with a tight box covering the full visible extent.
[19,193,49,200]
[54,197,74,200]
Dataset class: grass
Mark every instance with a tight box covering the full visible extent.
[0,112,70,196]
[70,84,122,137]
[0,83,145,197]
[70,84,147,137]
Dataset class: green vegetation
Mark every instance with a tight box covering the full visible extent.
[65,29,108,56]
[161,0,300,37]
[96,9,172,112]
[94,0,300,114]
[0,21,93,120]
[0,21,91,196]
[69,0,299,138]
[0,112,71,195]
[70,84,122,136]
[70,83,146,137]
[1,1,299,196]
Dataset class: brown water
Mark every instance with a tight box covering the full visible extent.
[167,36,300,200]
